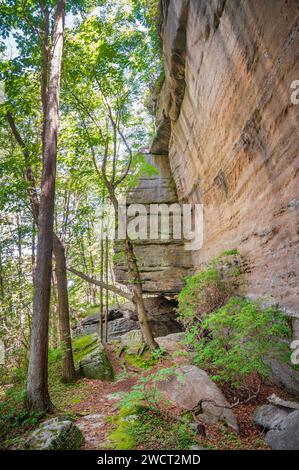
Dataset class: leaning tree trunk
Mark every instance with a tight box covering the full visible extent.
[53,235,76,382]
[26,0,66,413]
[125,239,158,350]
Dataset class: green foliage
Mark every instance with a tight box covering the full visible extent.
[124,347,165,370]
[177,250,291,385]
[0,385,41,448]
[108,376,198,450]
[188,297,291,385]
[177,266,228,328]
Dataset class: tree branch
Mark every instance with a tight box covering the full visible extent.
[67,266,133,301]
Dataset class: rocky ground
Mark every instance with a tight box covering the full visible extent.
[41,340,298,450]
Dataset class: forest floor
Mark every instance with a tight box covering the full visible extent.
[66,346,291,450]
[0,343,293,450]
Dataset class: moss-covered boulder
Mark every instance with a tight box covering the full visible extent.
[26,416,84,450]
[73,333,114,381]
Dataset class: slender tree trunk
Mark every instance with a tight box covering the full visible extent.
[26,0,66,413]
[53,235,76,382]
[109,191,158,350]
[31,220,36,285]
[50,272,59,349]
[105,235,109,343]
[125,239,158,350]
[99,225,104,341]
[0,243,4,302]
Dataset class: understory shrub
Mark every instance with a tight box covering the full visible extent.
[177,251,292,385]
[190,297,291,385]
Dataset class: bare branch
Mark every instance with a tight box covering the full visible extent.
[67,266,133,301]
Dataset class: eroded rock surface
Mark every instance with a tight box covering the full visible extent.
[74,333,114,381]
[265,411,299,450]
[114,154,193,294]
[154,0,299,313]
[146,0,299,394]
[75,296,183,340]
[253,404,290,431]
[26,417,84,450]
[156,365,239,433]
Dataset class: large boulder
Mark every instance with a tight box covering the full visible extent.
[265,411,299,450]
[26,417,84,450]
[156,365,239,433]
[253,405,290,431]
[73,333,114,381]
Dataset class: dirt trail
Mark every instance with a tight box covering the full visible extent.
[71,347,140,450]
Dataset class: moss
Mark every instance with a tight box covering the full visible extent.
[108,421,137,450]
[231,266,241,277]
[73,334,98,363]
[124,351,158,370]
[73,333,114,381]
[219,248,239,257]
[109,404,198,450]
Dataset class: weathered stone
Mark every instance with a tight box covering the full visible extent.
[265,411,299,450]
[120,329,143,354]
[74,333,114,381]
[26,417,84,450]
[114,154,193,294]
[267,393,299,411]
[156,365,239,433]
[156,332,186,354]
[145,0,299,392]
[266,358,299,397]
[75,297,183,340]
[252,405,290,431]
[155,0,299,315]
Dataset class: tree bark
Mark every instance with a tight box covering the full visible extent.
[26,0,66,413]
[53,235,76,382]
[0,242,4,301]
[125,239,158,350]
[105,235,109,343]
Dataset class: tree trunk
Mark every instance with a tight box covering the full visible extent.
[105,235,109,343]
[26,0,66,413]
[53,235,76,382]
[99,226,104,341]
[0,242,4,301]
[125,239,158,350]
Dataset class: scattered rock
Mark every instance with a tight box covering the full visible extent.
[74,333,114,381]
[252,405,290,431]
[156,332,186,354]
[189,422,206,436]
[265,411,299,450]
[26,417,84,450]
[266,358,299,397]
[156,365,239,433]
[267,393,299,411]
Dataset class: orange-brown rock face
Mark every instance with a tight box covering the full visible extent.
[153,0,299,320]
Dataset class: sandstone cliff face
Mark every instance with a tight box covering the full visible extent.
[152,0,299,322]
